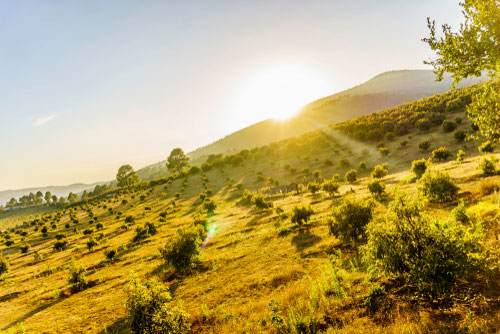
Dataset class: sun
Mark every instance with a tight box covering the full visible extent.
[229,63,334,123]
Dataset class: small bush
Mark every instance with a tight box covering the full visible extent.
[418,140,431,152]
[55,233,66,240]
[252,193,272,210]
[291,206,314,227]
[367,180,385,198]
[345,169,358,183]
[0,255,9,277]
[478,156,498,176]
[67,259,88,292]
[442,120,457,133]
[453,129,467,141]
[411,158,428,179]
[418,169,459,203]
[457,149,466,163]
[321,180,340,197]
[359,161,367,170]
[20,244,30,254]
[54,240,68,251]
[86,237,98,251]
[378,147,390,156]
[126,277,191,334]
[329,198,374,245]
[452,201,469,223]
[417,118,432,131]
[202,198,216,214]
[132,223,158,243]
[363,195,482,295]
[371,164,388,179]
[307,182,320,194]
[478,140,495,153]
[105,249,116,261]
[160,227,202,271]
[339,159,351,168]
[432,147,453,162]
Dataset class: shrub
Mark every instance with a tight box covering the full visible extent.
[453,129,467,141]
[321,180,340,197]
[339,159,351,168]
[345,169,358,183]
[359,161,367,170]
[291,206,314,227]
[312,170,322,181]
[241,189,254,205]
[478,156,498,176]
[252,193,272,210]
[55,233,66,240]
[83,228,94,235]
[105,249,116,261]
[418,169,459,202]
[378,147,390,156]
[371,164,388,179]
[457,149,466,163]
[432,147,453,162]
[67,259,88,292]
[202,198,216,214]
[442,120,457,133]
[125,215,135,223]
[452,201,469,223]
[0,255,9,277]
[417,118,432,131]
[411,158,428,179]
[385,132,395,141]
[455,117,462,124]
[329,198,374,245]
[20,244,30,254]
[363,195,482,295]
[160,227,202,271]
[307,182,320,194]
[86,237,98,251]
[126,277,190,334]
[54,240,68,251]
[367,180,385,198]
[132,223,158,243]
[478,140,495,153]
[418,140,431,152]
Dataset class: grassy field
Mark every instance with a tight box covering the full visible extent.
[1,104,500,333]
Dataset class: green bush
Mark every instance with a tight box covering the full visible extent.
[363,195,482,295]
[345,169,358,183]
[411,158,428,179]
[432,147,453,162]
[367,180,385,198]
[126,277,191,334]
[132,223,158,242]
[378,147,390,156]
[417,118,432,131]
[54,240,68,251]
[86,237,98,251]
[20,244,30,254]
[291,206,314,227]
[160,227,202,271]
[0,255,9,277]
[202,198,216,214]
[418,140,431,152]
[67,259,88,292]
[418,169,459,202]
[329,198,374,245]
[442,120,457,133]
[321,180,340,197]
[457,149,466,163]
[478,140,495,153]
[371,164,388,179]
[478,156,497,176]
[452,201,469,223]
[252,193,272,210]
[105,249,117,261]
[453,129,467,141]
[307,182,320,194]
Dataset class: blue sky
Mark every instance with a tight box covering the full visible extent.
[0,0,462,190]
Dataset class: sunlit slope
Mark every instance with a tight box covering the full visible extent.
[188,70,486,160]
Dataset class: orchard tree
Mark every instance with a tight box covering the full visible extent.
[424,0,500,141]
[116,165,141,188]
[167,148,189,174]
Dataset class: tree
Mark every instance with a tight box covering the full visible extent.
[167,148,189,175]
[345,169,358,183]
[44,191,52,205]
[67,192,78,204]
[329,198,375,246]
[116,165,141,188]
[371,164,389,179]
[411,159,428,179]
[457,149,466,163]
[0,255,9,277]
[432,147,453,162]
[418,169,459,202]
[160,227,202,271]
[321,180,340,197]
[424,1,500,141]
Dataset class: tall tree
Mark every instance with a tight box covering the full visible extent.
[68,192,78,204]
[45,191,52,205]
[166,148,189,174]
[423,0,500,141]
[116,165,141,188]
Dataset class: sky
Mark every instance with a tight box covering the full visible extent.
[0,0,463,190]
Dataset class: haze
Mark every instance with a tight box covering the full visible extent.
[0,0,462,190]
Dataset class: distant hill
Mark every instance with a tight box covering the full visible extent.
[0,182,105,206]
[187,70,485,160]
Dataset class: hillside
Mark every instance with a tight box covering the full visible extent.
[188,70,485,160]
[1,82,500,333]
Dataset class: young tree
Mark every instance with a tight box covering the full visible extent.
[167,148,189,174]
[424,1,500,141]
[44,191,52,205]
[116,165,141,188]
[329,198,375,246]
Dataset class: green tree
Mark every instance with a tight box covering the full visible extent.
[167,148,189,174]
[116,165,141,188]
[424,1,500,141]
[329,198,375,246]
[44,191,52,205]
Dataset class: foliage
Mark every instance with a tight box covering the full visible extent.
[367,180,385,198]
[478,140,495,153]
[0,255,9,277]
[417,118,432,131]
[457,149,466,163]
[67,259,88,292]
[132,223,158,243]
[54,240,68,251]
[252,193,272,210]
[160,227,202,271]
[86,237,98,251]
[126,277,190,334]
[442,120,457,133]
[411,158,428,179]
[432,147,452,162]
[453,129,467,141]
[291,206,314,227]
[418,140,431,152]
[452,201,469,223]
[378,147,390,156]
[307,182,320,194]
[329,198,374,245]
[478,156,498,176]
[321,180,339,197]
[363,195,482,295]
[344,169,357,184]
[418,169,459,202]
[167,148,189,174]
[20,244,30,254]
[117,165,141,188]
[202,198,217,214]
[371,164,388,179]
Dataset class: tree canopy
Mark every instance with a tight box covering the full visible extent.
[424,0,500,141]
[116,164,141,188]
[166,148,189,174]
